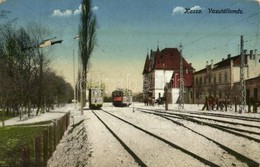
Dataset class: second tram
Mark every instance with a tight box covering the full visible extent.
[112,89,132,107]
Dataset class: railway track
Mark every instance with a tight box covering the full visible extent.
[134,107,260,166]
[91,110,147,167]
[91,108,260,166]
[136,108,260,138]
[91,109,220,167]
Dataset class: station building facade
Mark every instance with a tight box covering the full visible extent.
[142,47,194,104]
[192,50,260,104]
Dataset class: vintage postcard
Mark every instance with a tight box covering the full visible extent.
[0,0,260,166]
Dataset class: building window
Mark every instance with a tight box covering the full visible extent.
[209,76,211,84]
[224,72,228,83]
[254,88,258,99]
[196,78,198,85]
[219,73,222,84]
[199,77,202,85]
[214,75,216,84]
[204,76,207,85]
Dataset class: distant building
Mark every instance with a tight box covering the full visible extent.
[193,50,260,104]
[142,47,194,104]
[233,76,260,101]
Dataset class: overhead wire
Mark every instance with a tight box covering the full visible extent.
[183,10,260,47]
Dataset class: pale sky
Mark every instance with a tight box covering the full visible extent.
[0,0,259,93]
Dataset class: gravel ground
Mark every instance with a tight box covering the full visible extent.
[43,103,260,167]
[47,108,89,167]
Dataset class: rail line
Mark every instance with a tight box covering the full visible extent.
[171,109,260,123]
[91,110,147,167]
[98,109,220,167]
[173,115,259,141]
[190,113,260,122]
[135,108,260,167]
[136,107,260,129]
[137,108,260,142]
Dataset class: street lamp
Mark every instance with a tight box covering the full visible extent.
[72,49,77,112]
[38,37,63,48]
[74,36,84,115]
[39,37,62,114]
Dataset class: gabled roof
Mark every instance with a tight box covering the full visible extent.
[142,54,150,74]
[214,55,243,68]
[194,54,249,75]
[143,47,194,73]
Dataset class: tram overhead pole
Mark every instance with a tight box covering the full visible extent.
[239,35,246,113]
[179,43,184,110]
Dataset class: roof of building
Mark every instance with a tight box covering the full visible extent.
[142,47,194,74]
[142,54,150,74]
[194,54,249,75]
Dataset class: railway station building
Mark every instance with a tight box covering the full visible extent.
[142,47,194,104]
[192,50,260,104]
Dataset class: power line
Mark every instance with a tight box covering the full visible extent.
[180,13,208,44]
[183,11,260,47]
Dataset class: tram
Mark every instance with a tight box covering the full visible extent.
[89,88,104,109]
[112,89,132,107]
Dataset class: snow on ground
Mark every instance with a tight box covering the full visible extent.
[84,110,140,167]
[1,104,74,127]
[90,110,208,167]
[3,102,260,166]
[85,103,260,167]
[48,109,89,167]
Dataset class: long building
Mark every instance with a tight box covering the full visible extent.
[192,50,260,104]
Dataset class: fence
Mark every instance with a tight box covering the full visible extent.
[21,112,70,167]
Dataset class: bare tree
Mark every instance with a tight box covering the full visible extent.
[27,23,50,115]
[78,0,97,109]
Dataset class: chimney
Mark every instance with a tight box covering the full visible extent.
[250,50,253,59]
[255,49,257,58]
[211,59,213,68]
[227,54,231,59]
[222,58,225,61]
[206,61,208,67]
[244,49,247,54]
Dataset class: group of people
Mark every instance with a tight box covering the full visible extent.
[144,97,155,106]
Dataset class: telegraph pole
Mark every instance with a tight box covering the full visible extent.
[179,43,184,110]
[239,35,246,113]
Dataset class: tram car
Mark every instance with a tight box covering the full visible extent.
[88,88,104,109]
[112,89,132,107]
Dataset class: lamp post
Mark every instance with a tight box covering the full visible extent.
[73,36,85,115]
[73,49,76,112]
[36,37,63,112]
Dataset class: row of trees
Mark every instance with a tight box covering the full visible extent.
[0,24,73,121]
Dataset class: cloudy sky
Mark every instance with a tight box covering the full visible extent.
[0,0,259,93]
